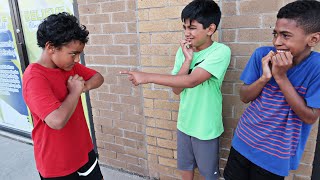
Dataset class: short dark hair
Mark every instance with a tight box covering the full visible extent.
[277,0,320,34]
[37,12,89,48]
[181,0,221,29]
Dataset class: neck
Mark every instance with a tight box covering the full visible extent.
[37,52,57,69]
[293,49,312,65]
[194,40,213,52]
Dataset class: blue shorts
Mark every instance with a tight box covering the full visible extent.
[177,130,220,180]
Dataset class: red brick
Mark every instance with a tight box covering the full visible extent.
[146,127,173,139]
[158,157,177,168]
[125,147,147,159]
[112,11,136,23]
[127,163,149,176]
[98,148,117,159]
[117,153,139,164]
[122,112,144,124]
[78,4,101,15]
[115,137,137,148]
[105,157,126,169]
[102,23,126,33]
[114,120,136,131]
[88,14,110,24]
[124,131,145,141]
[101,127,124,137]
[239,0,282,14]
[105,142,125,154]
[101,1,125,12]
[147,145,174,158]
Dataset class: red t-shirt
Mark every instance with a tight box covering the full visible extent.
[22,63,96,178]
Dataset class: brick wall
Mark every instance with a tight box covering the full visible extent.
[77,0,320,179]
[77,0,149,176]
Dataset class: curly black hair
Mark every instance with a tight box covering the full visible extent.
[181,0,221,30]
[277,0,320,34]
[37,12,89,48]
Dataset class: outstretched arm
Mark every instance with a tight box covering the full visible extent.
[120,67,211,89]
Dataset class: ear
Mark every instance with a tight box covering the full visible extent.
[308,32,320,47]
[207,24,217,36]
[45,42,55,54]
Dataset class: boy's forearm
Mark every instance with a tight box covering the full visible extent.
[44,92,81,129]
[240,77,269,103]
[84,73,104,92]
[172,61,192,94]
[276,77,319,124]
[147,73,193,88]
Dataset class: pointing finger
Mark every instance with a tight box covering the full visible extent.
[119,71,130,75]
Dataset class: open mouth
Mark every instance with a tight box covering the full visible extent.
[276,49,289,53]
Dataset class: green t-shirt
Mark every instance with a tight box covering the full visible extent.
[172,42,231,140]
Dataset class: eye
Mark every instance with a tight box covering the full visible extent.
[69,53,77,57]
[282,34,290,39]
[272,32,277,38]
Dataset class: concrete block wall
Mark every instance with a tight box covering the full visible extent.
[76,0,320,179]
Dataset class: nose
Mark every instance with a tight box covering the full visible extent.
[184,28,190,37]
[74,54,81,63]
[273,36,282,47]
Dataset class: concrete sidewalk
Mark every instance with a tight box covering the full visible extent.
[0,131,146,180]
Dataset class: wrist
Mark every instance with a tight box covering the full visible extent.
[69,90,82,98]
[259,76,271,83]
[143,73,152,84]
[184,58,192,63]
[273,74,288,83]
[83,83,90,92]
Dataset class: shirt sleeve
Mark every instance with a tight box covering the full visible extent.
[73,63,97,81]
[171,47,184,75]
[240,48,264,85]
[305,62,320,108]
[197,45,231,80]
[23,75,61,121]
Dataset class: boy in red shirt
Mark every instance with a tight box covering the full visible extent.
[22,12,104,180]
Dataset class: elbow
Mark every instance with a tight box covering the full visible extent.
[186,79,200,88]
[173,90,180,95]
[240,96,251,104]
[100,75,105,84]
[302,117,318,125]
[52,125,64,130]
[45,118,67,130]
[97,73,104,87]
[172,88,181,95]
[46,122,65,130]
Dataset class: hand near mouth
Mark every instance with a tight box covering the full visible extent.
[261,50,275,81]
[180,39,193,61]
[271,51,293,81]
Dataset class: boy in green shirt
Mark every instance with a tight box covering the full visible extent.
[121,0,230,179]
